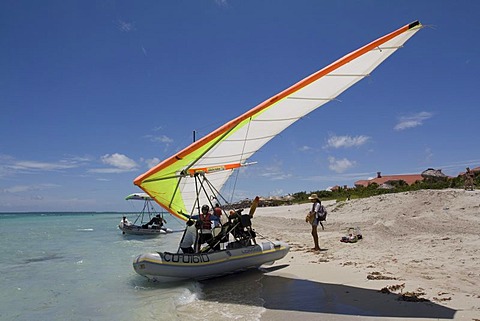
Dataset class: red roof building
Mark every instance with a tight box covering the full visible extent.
[354,172,424,188]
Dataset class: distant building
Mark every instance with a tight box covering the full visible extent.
[354,171,424,188]
[330,185,350,191]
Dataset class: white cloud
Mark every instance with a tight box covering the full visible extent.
[424,147,434,163]
[215,0,228,7]
[3,157,85,175]
[325,135,370,148]
[260,171,292,180]
[328,156,356,173]
[144,134,174,145]
[101,153,137,169]
[145,157,160,169]
[117,20,135,32]
[90,153,138,173]
[152,135,174,144]
[0,155,91,178]
[89,168,129,174]
[268,188,284,196]
[271,173,293,181]
[2,183,59,194]
[11,160,77,171]
[299,145,312,152]
[3,185,34,193]
[394,112,433,131]
[302,171,373,183]
[258,161,292,181]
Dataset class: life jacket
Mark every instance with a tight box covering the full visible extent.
[200,213,212,230]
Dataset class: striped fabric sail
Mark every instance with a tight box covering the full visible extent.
[134,21,423,221]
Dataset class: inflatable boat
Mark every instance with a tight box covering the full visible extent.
[133,240,289,282]
[119,193,172,236]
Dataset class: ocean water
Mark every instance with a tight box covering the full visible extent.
[0,213,266,321]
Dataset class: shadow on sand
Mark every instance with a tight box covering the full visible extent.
[199,266,456,319]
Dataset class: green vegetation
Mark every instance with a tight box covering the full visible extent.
[291,173,479,204]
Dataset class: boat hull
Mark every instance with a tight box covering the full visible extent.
[119,223,172,236]
[133,241,290,282]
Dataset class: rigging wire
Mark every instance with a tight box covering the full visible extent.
[254,230,276,245]
[229,116,252,204]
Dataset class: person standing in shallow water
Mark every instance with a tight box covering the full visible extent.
[180,220,197,253]
[308,193,322,251]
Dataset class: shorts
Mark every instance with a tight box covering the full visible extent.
[199,232,213,245]
[312,217,320,227]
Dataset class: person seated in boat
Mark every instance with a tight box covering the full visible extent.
[180,219,197,254]
[228,209,237,221]
[198,204,216,250]
[121,216,131,226]
[153,214,166,228]
[212,203,223,228]
[142,214,166,229]
[225,209,241,231]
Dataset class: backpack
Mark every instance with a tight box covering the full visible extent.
[318,205,327,221]
[312,202,327,221]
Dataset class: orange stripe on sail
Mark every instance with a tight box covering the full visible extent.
[187,163,242,176]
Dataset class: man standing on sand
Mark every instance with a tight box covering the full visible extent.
[308,193,322,251]
[465,167,475,191]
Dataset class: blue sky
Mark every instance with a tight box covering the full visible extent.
[1,1,479,212]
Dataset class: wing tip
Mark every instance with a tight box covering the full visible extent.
[408,20,421,29]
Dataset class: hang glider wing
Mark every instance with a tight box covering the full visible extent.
[134,21,423,221]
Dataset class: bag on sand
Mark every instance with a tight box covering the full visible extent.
[340,227,363,243]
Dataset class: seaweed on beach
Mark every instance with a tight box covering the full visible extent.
[367,271,397,280]
[379,284,431,303]
[379,283,405,294]
[433,291,452,302]
[398,291,430,302]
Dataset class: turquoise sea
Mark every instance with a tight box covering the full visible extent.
[0,213,267,321]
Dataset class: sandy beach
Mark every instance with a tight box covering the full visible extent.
[252,189,480,321]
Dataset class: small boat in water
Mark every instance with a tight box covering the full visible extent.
[119,193,173,236]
